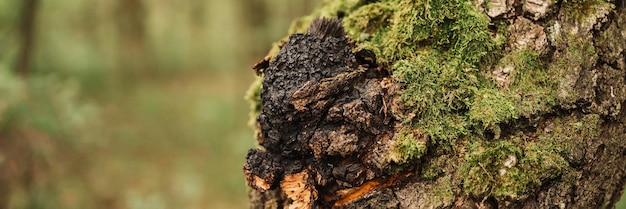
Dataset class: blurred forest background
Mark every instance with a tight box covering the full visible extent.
[0,0,625,208]
[0,0,319,208]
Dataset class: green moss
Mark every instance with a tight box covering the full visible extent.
[343,3,394,41]
[551,36,597,104]
[460,114,600,201]
[549,1,612,107]
[380,0,493,66]
[561,0,612,21]
[538,114,601,162]
[461,137,569,200]
[421,155,448,180]
[361,0,497,147]
[391,128,428,164]
[553,114,601,140]
[498,50,556,117]
[563,37,597,70]
[469,88,518,131]
[392,52,478,147]
[427,176,455,205]
[462,139,522,198]
[312,0,363,17]
[520,142,569,180]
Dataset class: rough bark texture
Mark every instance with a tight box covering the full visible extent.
[245,0,626,208]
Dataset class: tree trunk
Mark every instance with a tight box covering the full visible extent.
[16,0,39,76]
[244,0,626,208]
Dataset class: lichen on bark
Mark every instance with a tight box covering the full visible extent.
[246,0,626,208]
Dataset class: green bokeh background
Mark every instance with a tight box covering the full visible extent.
[0,0,319,208]
[0,0,624,208]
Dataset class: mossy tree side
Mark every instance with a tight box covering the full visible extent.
[245,0,626,208]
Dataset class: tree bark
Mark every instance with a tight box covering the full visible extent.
[244,1,626,208]
[16,0,39,76]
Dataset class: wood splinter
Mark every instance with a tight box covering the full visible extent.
[333,171,413,207]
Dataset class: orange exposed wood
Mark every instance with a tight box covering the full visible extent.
[281,171,318,209]
[333,171,412,207]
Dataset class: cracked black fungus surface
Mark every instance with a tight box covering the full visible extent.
[244,18,396,205]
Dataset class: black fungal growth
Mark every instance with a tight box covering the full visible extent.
[244,17,395,207]
[258,17,357,156]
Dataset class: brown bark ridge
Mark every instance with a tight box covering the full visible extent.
[245,1,626,208]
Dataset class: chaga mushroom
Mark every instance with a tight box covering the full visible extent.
[244,17,404,208]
